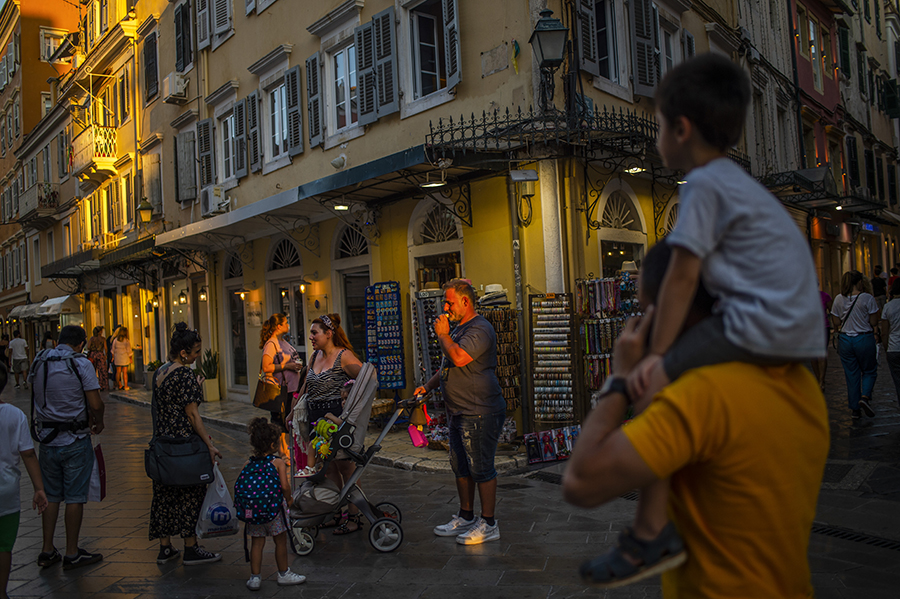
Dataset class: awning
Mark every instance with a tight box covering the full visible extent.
[37,295,82,317]
[883,210,900,225]
[8,305,27,318]
[11,303,45,320]
[99,236,157,267]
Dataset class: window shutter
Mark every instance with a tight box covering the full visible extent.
[7,43,14,75]
[233,98,248,178]
[144,33,158,99]
[373,7,399,117]
[865,149,876,193]
[889,163,897,205]
[197,118,215,187]
[886,79,900,118]
[213,0,231,36]
[1,56,7,89]
[286,63,305,154]
[442,0,462,89]
[877,156,885,199]
[355,21,377,126]
[576,0,599,77]
[197,0,211,49]
[682,29,695,59]
[13,33,18,67]
[839,27,851,76]
[246,91,261,171]
[175,5,185,73]
[303,57,321,149]
[177,130,198,201]
[847,136,860,187]
[631,0,656,97]
[246,0,255,15]
[143,153,162,213]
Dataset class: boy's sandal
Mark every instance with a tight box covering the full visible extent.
[333,514,363,536]
[319,511,347,529]
[579,522,687,588]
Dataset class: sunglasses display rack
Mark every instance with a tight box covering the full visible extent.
[477,306,521,412]
[575,275,640,393]
[364,281,406,390]
[529,293,580,429]
[413,289,448,408]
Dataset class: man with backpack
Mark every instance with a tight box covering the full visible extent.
[28,325,105,570]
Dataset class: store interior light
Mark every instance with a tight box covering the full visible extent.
[420,171,447,188]
[178,290,187,304]
[199,287,208,302]
[677,179,687,185]
[835,205,843,210]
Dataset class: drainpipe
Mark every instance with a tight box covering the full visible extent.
[507,176,532,433]
[789,1,806,166]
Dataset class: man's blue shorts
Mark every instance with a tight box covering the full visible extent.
[39,436,94,504]
[447,411,505,483]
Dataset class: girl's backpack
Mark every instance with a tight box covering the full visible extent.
[233,455,282,524]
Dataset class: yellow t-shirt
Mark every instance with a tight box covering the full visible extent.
[622,362,829,599]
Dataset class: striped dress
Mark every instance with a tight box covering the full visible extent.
[306,349,350,424]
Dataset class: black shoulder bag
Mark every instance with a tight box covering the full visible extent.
[144,366,214,486]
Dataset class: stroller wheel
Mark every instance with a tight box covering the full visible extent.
[292,526,316,556]
[374,502,402,524]
[369,518,403,552]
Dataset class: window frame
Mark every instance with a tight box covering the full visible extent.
[40,28,67,62]
[797,5,810,59]
[118,65,131,125]
[219,110,238,183]
[33,238,41,285]
[808,16,824,92]
[330,42,359,134]
[409,3,444,101]
[267,81,289,160]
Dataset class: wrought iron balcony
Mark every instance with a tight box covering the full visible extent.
[17,182,60,231]
[72,124,118,193]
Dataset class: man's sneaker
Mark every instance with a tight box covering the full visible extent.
[37,548,61,568]
[182,545,221,566]
[246,576,262,591]
[859,399,876,418]
[156,545,180,564]
[456,518,500,545]
[277,569,307,586]
[62,548,103,570]
[433,514,478,537]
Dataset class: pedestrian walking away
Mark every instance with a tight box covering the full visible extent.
[832,270,880,419]
[86,327,108,392]
[41,333,56,351]
[880,278,900,408]
[29,325,105,571]
[871,265,887,311]
[111,327,133,391]
[415,278,505,546]
[8,331,28,390]
[148,323,222,566]
[564,240,830,598]
[0,363,49,599]
[239,418,305,591]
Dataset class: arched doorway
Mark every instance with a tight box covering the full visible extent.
[408,199,464,291]
[597,182,647,278]
[266,238,310,365]
[332,225,371,355]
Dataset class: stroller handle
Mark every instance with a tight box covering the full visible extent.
[398,396,428,410]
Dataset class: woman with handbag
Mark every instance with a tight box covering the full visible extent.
[149,323,223,566]
[257,314,303,427]
[831,270,881,420]
[111,327,133,391]
[86,326,108,391]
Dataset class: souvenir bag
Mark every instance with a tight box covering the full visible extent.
[233,455,283,525]
[197,463,239,538]
[88,444,106,502]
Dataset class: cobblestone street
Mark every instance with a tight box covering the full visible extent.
[3,346,900,599]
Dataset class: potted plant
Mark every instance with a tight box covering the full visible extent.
[144,360,164,390]
[198,349,220,402]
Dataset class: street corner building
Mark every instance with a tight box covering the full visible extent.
[0,0,898,437]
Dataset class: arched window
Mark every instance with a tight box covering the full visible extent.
[337,226,369,259]
[416,205,460,245]
[601,192,642,231]
[665,202,679,233]
[226,255,243,279]
[269,239,301,271]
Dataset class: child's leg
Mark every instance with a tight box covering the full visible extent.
[273,532,288,572]
[249,537,266,576]
[1,551,10,599]
[631,361,672,543]
[0,512,20,599]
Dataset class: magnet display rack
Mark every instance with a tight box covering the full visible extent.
[575,275,640,395]
[413,289,447,408]
[364,281,406,390]
[529,293,580,429]
[476,306,521,412]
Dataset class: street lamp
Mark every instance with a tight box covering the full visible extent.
[178,290,187,304]
[198,287,208,302]
[528,9,568,112]
[138,199,153,224]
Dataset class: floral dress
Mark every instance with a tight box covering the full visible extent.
[148,363,207,540]
[86,336,108,391]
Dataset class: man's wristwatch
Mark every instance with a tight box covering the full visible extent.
[595,375,632,404]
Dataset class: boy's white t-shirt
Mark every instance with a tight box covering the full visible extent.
[0,403,34,517]
[667,158,826,359]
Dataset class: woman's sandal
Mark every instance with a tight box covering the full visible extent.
[333,514,363,536]
[319,511,348,529]
[579,522,687,588]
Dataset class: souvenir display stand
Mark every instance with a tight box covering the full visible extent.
[412,289,446,409]
[364,281,406,391]
[477,306,521,412]
[528,293,580,428]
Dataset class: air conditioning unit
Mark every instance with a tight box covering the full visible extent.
[200,186,225,217]
[738,26,752,43]
[162,72,187,104]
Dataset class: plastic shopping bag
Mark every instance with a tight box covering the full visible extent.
[196,463,239,538]
[88,444,106,502]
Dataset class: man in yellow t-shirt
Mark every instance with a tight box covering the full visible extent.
[563,241,830,598]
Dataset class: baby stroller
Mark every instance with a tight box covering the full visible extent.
[289,362,420,554]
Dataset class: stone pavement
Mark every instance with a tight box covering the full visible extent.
[0,345,898,598]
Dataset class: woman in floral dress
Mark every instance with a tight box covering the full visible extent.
[86,326,108,391]
[148,323,223,566]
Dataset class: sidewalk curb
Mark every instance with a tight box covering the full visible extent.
[109,391,249,432]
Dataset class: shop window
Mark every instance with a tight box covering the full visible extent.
[337,226,370,259]
[269,239,301,270]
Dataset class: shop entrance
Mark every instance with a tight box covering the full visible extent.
[275,282,309,366]
[600,241,644,278]
[228,290,249,387]
[341,271,369,354]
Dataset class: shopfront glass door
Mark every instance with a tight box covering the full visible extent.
[276,283,308,367]
[342,271,368,355]
[229,293,248,387]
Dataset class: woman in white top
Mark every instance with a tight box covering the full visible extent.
[831,270,881,419]
[879,278,900,409]
[111,326,134,391]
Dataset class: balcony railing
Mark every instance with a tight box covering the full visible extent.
[72,124,117,175]
[18,182,60,230]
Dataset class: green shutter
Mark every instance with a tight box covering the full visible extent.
[838,26,851,76]
[886,79,900,119]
